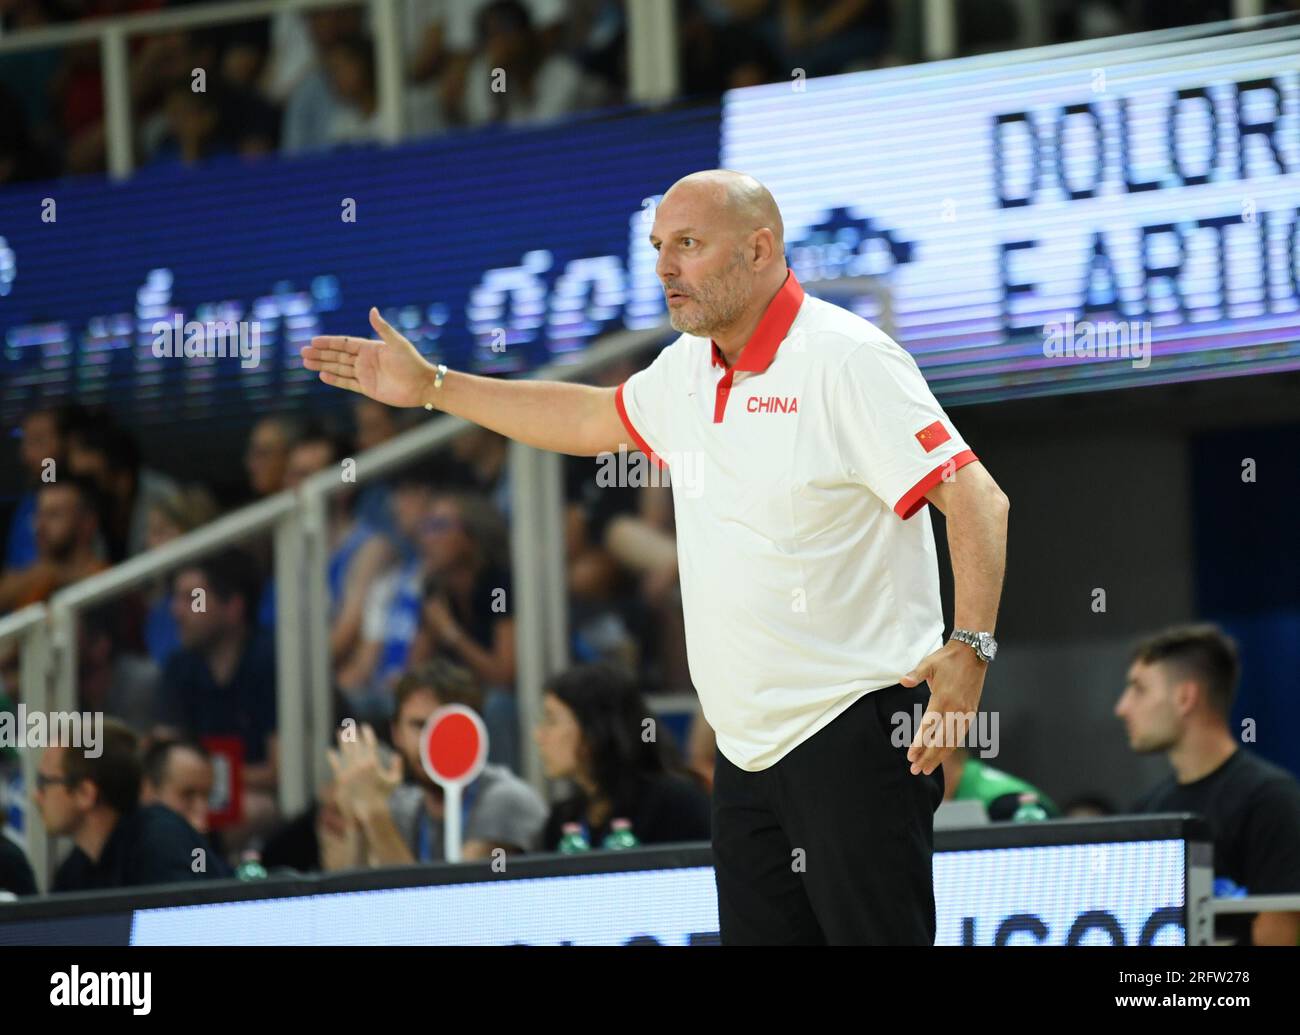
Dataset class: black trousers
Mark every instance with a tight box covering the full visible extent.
[711,682,945,945]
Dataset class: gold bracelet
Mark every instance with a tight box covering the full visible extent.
[423,364,448,411]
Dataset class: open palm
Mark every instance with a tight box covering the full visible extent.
[300,307,432,409]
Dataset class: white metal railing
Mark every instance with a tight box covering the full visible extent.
[1190,893,1300,946]
[627,0,677,105]
[1210,894,1300,913]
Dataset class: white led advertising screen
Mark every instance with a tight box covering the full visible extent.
[721,23,1300,405]
[122,839,1187,946]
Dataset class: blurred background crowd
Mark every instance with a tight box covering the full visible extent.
[2,394,1297,944]
[4,0,1300,184]
[0,389,713,868]
[0,385,693,761]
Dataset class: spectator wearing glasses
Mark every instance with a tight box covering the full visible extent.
[34,719,221,893]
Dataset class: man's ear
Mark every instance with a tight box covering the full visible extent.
[71,776,100,812]
[1172,678,1202,718]
[750,227,777,268]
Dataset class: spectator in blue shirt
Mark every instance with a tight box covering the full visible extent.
[142,485,221,667]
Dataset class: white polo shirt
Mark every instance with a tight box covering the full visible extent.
[615,270,978,771]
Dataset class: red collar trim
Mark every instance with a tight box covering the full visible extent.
[710,270,804,372]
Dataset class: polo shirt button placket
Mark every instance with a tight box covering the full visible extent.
[715,374,734,423]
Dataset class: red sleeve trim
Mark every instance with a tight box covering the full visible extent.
[615,382,668,470]
[894,449,978,519]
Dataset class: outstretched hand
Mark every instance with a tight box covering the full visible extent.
[300,307,434,409]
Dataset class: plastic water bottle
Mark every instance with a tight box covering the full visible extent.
[602,818,640,850]
[235,850,268,880]
[558,822,591,853]
[1011,793,1049,822]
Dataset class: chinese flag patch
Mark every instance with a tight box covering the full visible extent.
[915,420,950,453]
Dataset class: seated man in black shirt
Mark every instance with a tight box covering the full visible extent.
[34,718,223,892]
[156,547,277,790]
[1116,624,1300,945]
[140,737,233,877]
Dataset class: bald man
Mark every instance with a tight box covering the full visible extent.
[303,169,1010,945]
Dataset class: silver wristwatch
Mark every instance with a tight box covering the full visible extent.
[951,629,997,663]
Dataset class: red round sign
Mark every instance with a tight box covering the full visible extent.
[419,705,488,786]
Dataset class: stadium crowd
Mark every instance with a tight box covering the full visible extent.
[6,0,1298,183]
[0,391,714,858]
